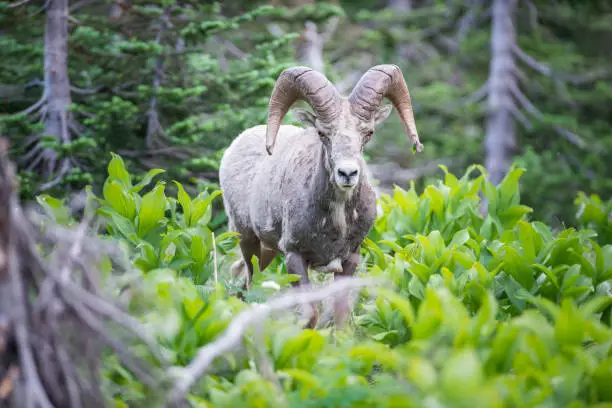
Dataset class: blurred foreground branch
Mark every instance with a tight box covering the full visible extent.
[0,138,165,408]
[168,276,378,405]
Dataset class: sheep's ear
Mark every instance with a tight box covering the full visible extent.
[293,108,317,127]
[374,104,393,126]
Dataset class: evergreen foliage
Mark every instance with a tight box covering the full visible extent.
[2,0,612,226]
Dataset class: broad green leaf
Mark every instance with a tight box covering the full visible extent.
[425,185,445,216]
[498,167,525,210]
[107,152,132,187]
[555,299,585,346]
[174,180,192,226]
[482,179,498,215]
[137,183,167,237]
[36,194,71,225]
[441,349,483,397]
[191,190,222,226]
[278,369,324,399]
[130,168,165,193]
[449,229,470,248]
[375,287,415,328]
[103,180,136,220]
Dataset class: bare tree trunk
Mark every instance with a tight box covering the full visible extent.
[296,22,325,73]
[484,0,517,186]
[42,0,73,180]
[295,18,338,75]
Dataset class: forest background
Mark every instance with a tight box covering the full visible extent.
[3,0,612,227]
[2,0,612,407]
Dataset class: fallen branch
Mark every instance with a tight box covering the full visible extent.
[168,277,378,404]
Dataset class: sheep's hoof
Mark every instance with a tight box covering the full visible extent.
[303,308,320,330]
[236,281,249,301]
[302,304,319,329]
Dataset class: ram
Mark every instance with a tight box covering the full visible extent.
[219,65,422,328]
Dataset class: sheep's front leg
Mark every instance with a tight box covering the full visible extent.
[333,252,360,328]
[286,252,318,329]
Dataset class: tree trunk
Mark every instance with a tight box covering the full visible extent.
[43,0,73,175]
[484,0,517,185]
[296,21,326,74]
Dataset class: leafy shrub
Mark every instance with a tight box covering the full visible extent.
[35,155,612,407]
[575,191,612,245]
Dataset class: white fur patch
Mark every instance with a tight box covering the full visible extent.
[353,209,358,221]
[330,202,346,236]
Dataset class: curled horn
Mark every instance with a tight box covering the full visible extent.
[265,67,341,155]
[349,64,423,152]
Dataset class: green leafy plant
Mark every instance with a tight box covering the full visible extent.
[32,156,612,407]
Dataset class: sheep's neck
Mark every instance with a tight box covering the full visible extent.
[312,144,360,236]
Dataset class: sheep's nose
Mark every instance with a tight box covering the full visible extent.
[336,164,359,186]
[337,167,358,179]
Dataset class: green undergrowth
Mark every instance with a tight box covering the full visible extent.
[35,154,612,408]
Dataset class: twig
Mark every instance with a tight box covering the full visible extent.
[266,23,285,37]
[223,40,247,60]
[212,232,218,285]
[168,277,378,404]
[509,82,586,148]
[70,85,103,95]
[513,45,552,76]
[455,0,485,42]
[320,16,340,42]
[513,44,611,85]
[448,81,489,109]
[38,158,71,191]
[7,0,34,8]
[509,101,533,130]
[15,91,48,117]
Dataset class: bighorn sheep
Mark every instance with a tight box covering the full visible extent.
[219,65,422,328]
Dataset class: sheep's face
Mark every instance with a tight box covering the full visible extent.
[293,101,393,192]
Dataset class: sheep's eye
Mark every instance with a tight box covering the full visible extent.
[364,131,373,141]
[317,130,326,138]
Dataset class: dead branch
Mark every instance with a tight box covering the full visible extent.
[455,0,485,42]
[0,138,167,407]
[266,23,285,37]
[70,85,103,95]
[509,82,586,148]
[7,0,34,8]
[168,277,378,404]
[513,44,611,85]
[14,91,48,117]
